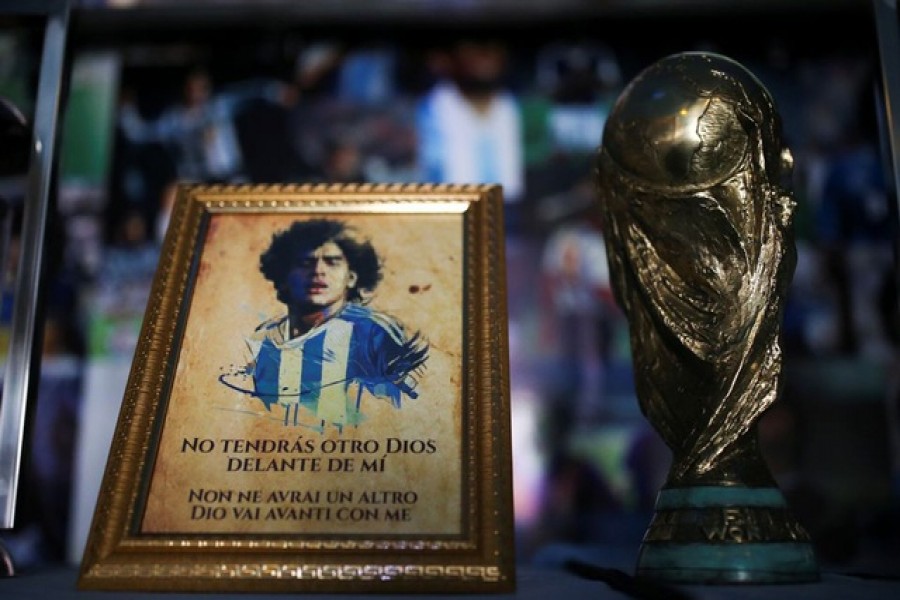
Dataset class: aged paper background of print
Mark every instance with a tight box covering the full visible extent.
[140,212,463,535]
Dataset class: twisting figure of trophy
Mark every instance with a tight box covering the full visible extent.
[595,52,819,583]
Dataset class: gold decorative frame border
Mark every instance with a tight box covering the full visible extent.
[77,183,515,593]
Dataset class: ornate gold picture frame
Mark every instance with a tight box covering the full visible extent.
[77,183,515,593]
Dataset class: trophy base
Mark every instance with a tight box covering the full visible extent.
[636,486,819,584]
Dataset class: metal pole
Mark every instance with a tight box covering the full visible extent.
[875,0,900,198]
[0,0,69,529]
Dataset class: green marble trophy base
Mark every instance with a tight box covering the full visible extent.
[636,486,819,584]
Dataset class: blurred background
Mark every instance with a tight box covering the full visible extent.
[0,0,899,577]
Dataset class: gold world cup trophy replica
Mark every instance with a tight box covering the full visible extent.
[595,52,819,583]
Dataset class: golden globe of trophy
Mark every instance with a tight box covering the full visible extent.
[595,52,819,583]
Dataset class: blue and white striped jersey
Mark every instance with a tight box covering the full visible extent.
[247,303,428,426]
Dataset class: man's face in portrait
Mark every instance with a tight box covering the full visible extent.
[286,240,357,313]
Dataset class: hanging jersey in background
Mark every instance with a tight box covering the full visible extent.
[416,82,524,202]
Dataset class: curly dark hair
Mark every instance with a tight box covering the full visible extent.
[260,219,382,304]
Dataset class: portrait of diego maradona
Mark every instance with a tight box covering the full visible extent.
[223,219,430,432]
[139,209,463,535]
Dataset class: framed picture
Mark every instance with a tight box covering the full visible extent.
[77,183,515,593]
